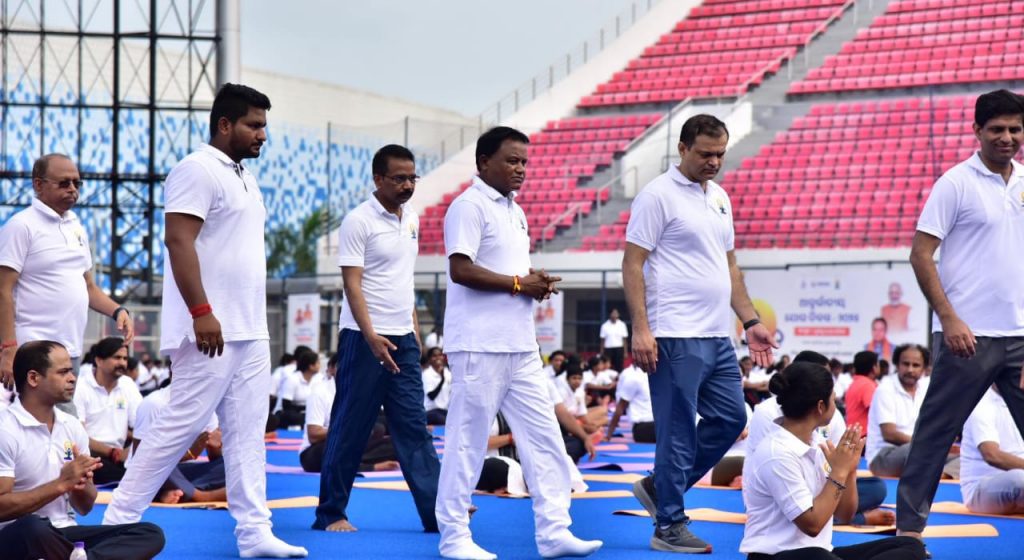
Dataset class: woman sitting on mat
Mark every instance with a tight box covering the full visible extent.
[740,362,925,560]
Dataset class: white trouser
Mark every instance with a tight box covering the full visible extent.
[965,469,1024,514]
[103,340,274,548]
[436,351,573,554]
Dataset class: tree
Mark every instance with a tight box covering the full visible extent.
[266,207,325,277]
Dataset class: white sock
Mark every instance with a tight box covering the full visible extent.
[540,534,603,558]
[238,534,309,558]
[440,540,498,560]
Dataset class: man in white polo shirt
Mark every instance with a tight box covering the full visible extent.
[606,357,656,443]
[72,337,142,484]
[623,114,778,553]
[314,144,441,535]
[600,308,629,372]
[897,90,1024,540]
[961,385,1024,514]
[101,83,307,558]
[0,340,164,559]
[435,127,603,560]
[867,344,933,478]
[0,154,134,415]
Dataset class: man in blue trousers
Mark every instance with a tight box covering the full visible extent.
[313,144,440,533]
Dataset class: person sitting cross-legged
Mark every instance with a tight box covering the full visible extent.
[960,383,1024,515]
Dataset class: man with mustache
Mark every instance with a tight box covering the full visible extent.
[0,154,135,416]
[314,144,441,534]
[103,83,307,558]
[72,337,142,485]
[623,114,777,553]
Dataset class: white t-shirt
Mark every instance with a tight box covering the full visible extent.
[0,400,91,529]
[600,319,629,349]
[73,369,142,449]
[0,198,92,357]
[280,373,322,406]
[132,387,217,453]
[748,396,844,458]
[961,388,1024,504]
[625,165,735,338]
[159,144,269,353]
[424,332,443,349]
[337,195,419,335]
[866,379,925,464]
[422,366,452,411]
[834,373,853,400]
[616,365,653,423]
[741,426,833,555]
[301,376,336,453]
[443,177,537,353]
[917,153,1024,336]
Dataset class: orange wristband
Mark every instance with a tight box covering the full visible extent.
[512,275,521,296]
[0,340,17,350]
[189,303,213,319]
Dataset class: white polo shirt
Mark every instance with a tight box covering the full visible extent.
[961,388,1024,504]
[280,373,322,406]
[917,153,1024,336]
[444,177,536,353]
[748,396,845,458]
[865,379,925,464]
[741,426,833,555]
[616,365,653,423]
[160,144,269,353]
[0,198,92,358]
[625,166,735,338]
[600,319,629,349]
[72,369,142,449]
[0,400,91,529]
[422,366,452,411]
[301,376,336,453]
[337,195,419,335]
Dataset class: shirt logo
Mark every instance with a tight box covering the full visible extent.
[409,223,418,240]
[714,196,728,216]
[1019,191,1024,207]
[116,398,126,410]
[71,224,86,246]
[63,440,74,461]
[519,216,528,231]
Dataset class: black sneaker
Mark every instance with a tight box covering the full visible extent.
[632,475,658,519]
[651,522,712,554]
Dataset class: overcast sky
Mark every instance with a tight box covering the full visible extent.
[241,0,636,116]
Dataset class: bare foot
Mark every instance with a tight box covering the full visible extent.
[728,475,743,489]
[193,488,228,503]
[374,460,400,471]
[157,489,184,504]
[863,509,896,526]
[326,519,357,532]
[469,505,479,517]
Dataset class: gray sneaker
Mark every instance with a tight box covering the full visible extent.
[651,522,712,554]
[632,475,658,519]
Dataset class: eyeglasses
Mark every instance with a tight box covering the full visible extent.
[38,177,83,189]
[385,174,419,185]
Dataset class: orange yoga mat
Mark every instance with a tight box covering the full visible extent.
[881,501,1024,520]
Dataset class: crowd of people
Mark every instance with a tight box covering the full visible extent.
[0,82,1020,560]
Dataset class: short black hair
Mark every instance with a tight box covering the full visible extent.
[792,350,830,367]
[565,361,584,379]
[679,114,728,147]
[32,153,72,179]
[279,353,295,367]
[13,340,63,394]
[209,83,271,139]
[892,344,930,367]
[587,354,604,372]
[127,356,140,371]
[828,358,842,370]
[475,126,529,171]
[872,317,888,329]
[974,89,1024,128]
[295,348,319,373]
[769,361,834,419]
[327,352,340,370]
[549,350,566,361]
[853,351,879,375]
[372,144,415,176]
[93,337,126,360]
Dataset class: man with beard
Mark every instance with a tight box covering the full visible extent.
[102,83,307,558]
[73,337,142,484]
[314,145,441,534]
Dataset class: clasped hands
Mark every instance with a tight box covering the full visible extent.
[519,268,561,302]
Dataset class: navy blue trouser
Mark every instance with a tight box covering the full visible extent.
[313,329,440,531]
[648,337,747,525]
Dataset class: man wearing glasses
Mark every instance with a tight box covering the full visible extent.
[314,144,441,534]
[0,154,135,415]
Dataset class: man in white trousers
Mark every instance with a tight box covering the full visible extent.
[102,84,307,558]
[435,126,603,560]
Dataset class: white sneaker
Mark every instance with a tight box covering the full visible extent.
[439,539,498,560]
[539,534,603,558]
[238,534,309,558]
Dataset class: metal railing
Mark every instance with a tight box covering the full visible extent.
[538,166,639,251]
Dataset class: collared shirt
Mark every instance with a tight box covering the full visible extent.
[0,400,91,529]
[748,396,845,457]
[961,388,1024,504]
[844,375,877,430]
[0,198,92,357]
[600,319,629,348]
[866,377,925,464]
[160,143,269,353]
[72,369,142,449]
[422,366,452,411]
[337,195,419,336]
[917,152,1024,336]
[280,372,322,406]
[741,426,833,555]
[625,166,735,338]
[443,177,536,353]
[301,375,336,453]
[616,365,653,423]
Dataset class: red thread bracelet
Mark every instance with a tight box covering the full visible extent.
[189,303,212,319]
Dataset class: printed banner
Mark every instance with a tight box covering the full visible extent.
[534,291,564,358]
[736,265,928,363]
[286,293,322,354]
